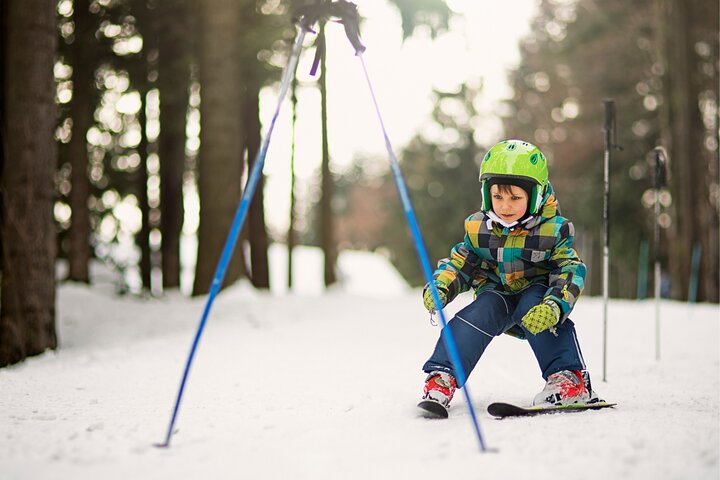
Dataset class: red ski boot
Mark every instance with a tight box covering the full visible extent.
[417,371,457,419]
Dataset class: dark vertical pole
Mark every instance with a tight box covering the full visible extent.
[601,100,615,382]
[653,147,667,360]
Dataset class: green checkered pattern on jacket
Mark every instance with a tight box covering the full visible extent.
[432,190,586,321]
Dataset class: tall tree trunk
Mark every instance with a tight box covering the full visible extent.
[665,0,717,301]
[0,1,6,276]
[654,0,677,300]
[319,24,336,287]
[668,0,694,300]
[245,80,270,289]
[134,0,156,293]
[66,0,95,283]
[137,94,152,290]
[689,0,719,303]
[287,77,298,290]
[0,0,57,366]
[192,0,244,296]
[157,0,191,291]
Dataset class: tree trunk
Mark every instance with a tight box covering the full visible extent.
[669,0,694,300]
[689,0,719,303]
[245,80,270,289]
[137,94,152,291]
[66,0,95,283]
[0,1,5,276]
[133,0,155,293]
[192,0,244,296]
[0,0,58,366]
[157,0,190,290]
[665,0,718,301]
[287,77,298,290]
[319,24,336,287]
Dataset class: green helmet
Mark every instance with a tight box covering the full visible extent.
[479,139,549,215]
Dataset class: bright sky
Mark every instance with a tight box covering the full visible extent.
[259,0,539,235]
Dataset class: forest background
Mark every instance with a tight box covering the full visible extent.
[1,0,718,366]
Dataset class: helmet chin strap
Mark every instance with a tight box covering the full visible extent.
[486,210,536,229]
[486,211,519,228]
[527,184,544,216]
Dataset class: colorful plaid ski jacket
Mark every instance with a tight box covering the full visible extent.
[432,186,586,322]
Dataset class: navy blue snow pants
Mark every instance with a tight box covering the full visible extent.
[422,284,586,387]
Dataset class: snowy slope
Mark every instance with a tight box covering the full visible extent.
[0,251,718,480]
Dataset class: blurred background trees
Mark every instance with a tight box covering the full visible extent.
[501,0,718,301]
[333,0,718,302]
[0,0,717,364]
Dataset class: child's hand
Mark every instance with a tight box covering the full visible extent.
[423,284,448,313]
[521,300,560,335]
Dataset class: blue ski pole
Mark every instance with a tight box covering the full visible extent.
[157,29,306,448]
[356,54,488,452]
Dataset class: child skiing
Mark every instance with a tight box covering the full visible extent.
[418,139,601,419]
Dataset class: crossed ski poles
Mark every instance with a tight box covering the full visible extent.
[159,1,488,452]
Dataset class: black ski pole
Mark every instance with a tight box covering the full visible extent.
[601,99,620,382]
[653,146,667,361]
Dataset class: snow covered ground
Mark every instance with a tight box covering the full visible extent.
[1,249,718,480]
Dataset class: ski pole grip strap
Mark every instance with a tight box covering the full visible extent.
[293,1,366,65]
[309,29,326,76]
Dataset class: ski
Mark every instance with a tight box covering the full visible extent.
[417,399,449,419]
[487,401,616,418]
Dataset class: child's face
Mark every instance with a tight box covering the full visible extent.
[490,184,528,223]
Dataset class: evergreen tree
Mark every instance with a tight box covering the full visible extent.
[156,0,192,290]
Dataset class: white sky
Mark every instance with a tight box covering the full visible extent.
[258,0,539,235]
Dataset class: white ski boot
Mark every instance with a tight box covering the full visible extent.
[533,369,591,406]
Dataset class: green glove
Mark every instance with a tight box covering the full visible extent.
[423,285,448,313]
[522,300,561,335]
